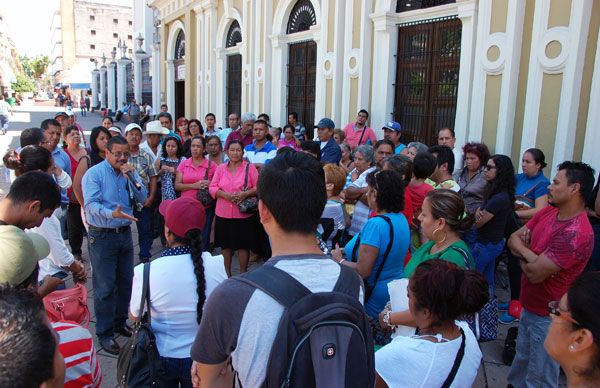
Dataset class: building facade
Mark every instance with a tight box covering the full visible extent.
[146,0,600,174]
[0,11,20,95]
[51,0,133,91]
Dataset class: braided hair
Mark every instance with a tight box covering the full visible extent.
[172,228,206,324]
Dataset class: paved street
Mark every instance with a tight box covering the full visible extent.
[0,105,563,388]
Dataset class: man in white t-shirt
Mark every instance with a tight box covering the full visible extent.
[437,127,463,177]
[191,151,364,387]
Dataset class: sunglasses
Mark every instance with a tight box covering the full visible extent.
[548,300,580,325]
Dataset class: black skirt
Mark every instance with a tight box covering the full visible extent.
[214,215,260,251]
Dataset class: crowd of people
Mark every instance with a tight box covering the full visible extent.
[0,106,600,388]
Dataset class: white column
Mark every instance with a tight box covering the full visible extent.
[551,0,593,170]
[215,48,226,126]
[107,62,117,112]
[252,0,261,114]
[91,69,99,109]
[133,56,142,103]
[582,25,600,173]
[152,44,161,112]
[208,5,218,120]
[270,36,287,127]
[117,59,130,108]
[357,0,373,116]
[340,2,355,124]
[262,0,273,121]
[99,66,107,109]
[194,7,203,118]
[166,60,175,115]
[453,0,478,153]
[369,13,397,136]
[332,0,346,125]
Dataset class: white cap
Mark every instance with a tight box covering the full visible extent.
[108,126,122,135]
[124,123,143,134]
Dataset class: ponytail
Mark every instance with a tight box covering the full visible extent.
[186,229,206,324]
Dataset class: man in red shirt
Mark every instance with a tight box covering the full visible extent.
[343,109,376,149]
[225,112,255,150]
[507,161,595,388]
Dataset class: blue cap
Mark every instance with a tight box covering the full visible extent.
[382,121,401,132]
[314,118,335,129]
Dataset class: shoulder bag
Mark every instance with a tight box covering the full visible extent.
[117,263,164,387]
[238,162,258,214]
[196,160,215,207]
[43,283,90,328]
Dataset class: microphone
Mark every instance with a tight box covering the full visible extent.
[126,171,142,191]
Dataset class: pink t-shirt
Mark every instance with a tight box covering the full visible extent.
[343,122,377,148]
[278,138,299,150]
[520,206,593,316]
[176,158,217,200]
[209,161,258,219]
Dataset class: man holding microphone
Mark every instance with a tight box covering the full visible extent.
[82,136,148,355]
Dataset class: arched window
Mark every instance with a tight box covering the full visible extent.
[287,0,316,34]
[226,20,242,48]
[174,30,185,60]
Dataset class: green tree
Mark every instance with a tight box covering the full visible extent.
[11,74,36,93]
[31,56,50,80]
[19,55,34,78]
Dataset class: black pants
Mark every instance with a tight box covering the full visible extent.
[67,203,85,256]
[506,250,522,301]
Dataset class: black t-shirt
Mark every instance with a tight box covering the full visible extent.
[477,191,512,243]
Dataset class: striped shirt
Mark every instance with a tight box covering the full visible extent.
[53,321,102,387]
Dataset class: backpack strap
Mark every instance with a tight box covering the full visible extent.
[235,265,311,308]
[370,215,394,287]
[440,328,466,388]
[449,246,471,270]
[137,263,151,325]
[332,264,361,299]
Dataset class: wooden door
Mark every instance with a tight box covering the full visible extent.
[288,40,317,139]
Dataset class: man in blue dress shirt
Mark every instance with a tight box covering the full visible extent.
[83,136,148,355]
[315,118,342,164]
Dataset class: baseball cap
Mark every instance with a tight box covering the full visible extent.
[54,112,69,119]
[314,118,335,129]
[159,197,206,237]
[0,225,50,285]
[108,126,123,136]
[382,121,401,132]
[124,123,143,134]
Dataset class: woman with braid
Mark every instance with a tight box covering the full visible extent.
[129,197,227,387]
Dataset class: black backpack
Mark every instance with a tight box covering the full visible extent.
[235,263,375,388]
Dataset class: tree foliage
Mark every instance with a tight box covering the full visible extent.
[12,74,36,93]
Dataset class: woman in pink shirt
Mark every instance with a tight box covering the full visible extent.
[210,140,259,276]
[278,124,300,150]
[175,136,217,251]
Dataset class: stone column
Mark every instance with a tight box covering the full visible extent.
[152,43,161,111]
[108,61,117,113]
[133,55,143,103]
[91,69,99,109]
[117,58,131,108]
[99,66,107,110]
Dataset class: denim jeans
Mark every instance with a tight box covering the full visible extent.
[134,206,153,262]
[59,203,69,240]
[88,226,134,340]
[159,356,193,388]
[470,239,505,293]
[202,206,215,252]
[507,309,560,388]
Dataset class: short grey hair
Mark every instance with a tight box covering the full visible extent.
[407,141,428,155]
[240,112,256,123]
[354,144,374,165]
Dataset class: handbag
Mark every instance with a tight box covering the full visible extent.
[43,283,90,328]
[196,160,215,207]
[238,162,258,214]
[117,263,165,387]
[514,183,540,210]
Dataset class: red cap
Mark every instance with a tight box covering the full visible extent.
[158,197,206,237]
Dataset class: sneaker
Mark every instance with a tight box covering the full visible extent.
[498,302,510,311]
[499,311,518,325]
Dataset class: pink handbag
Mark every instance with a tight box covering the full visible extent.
[43,283,91,328]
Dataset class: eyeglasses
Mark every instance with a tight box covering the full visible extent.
[548,300,580,325]
[484,164,497,171]
[108,150,131,158]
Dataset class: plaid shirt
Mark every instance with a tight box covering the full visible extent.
[129,147,159,189]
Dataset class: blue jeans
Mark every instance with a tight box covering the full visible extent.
[507,309,560,388]
[88,226,134,340]
[471,239,505,293]
[59,203,69,240]
[134,206,153,262]
[159,356,192,388]
[202,206,215,252]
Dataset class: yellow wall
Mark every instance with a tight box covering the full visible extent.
[490,0,508,34]
[574,0,600,161]
[536,73,563,168]
[548,0,571,28]
[511,0,536,162]
[482,75,501,151]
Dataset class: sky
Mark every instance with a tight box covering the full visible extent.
[1,0,132,58]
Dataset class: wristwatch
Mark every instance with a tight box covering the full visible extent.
[383,309,395,329]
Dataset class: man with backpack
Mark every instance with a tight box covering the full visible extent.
[191,151,374,387]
